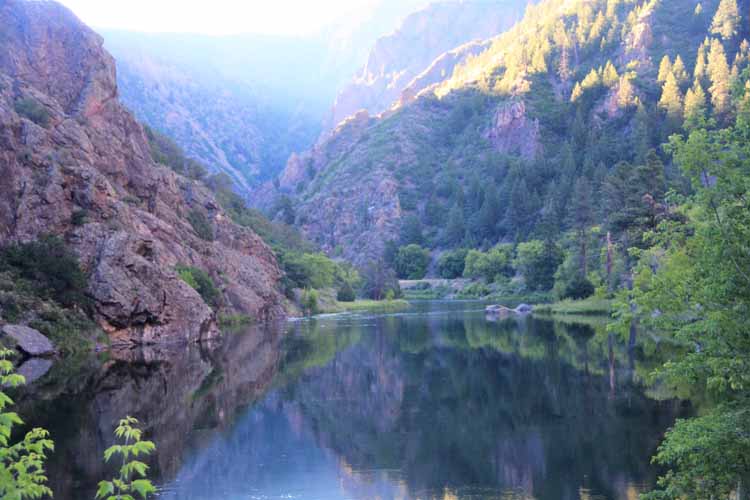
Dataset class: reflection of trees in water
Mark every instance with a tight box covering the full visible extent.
[278,313,684,500]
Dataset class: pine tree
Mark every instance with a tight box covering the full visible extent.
[478,184,500,241]
[569,177,593,275]
[571,82,584,102]
[659,72,684,120]
[444,205,465,247]
[617,74,635,108]
[657,55,673,82]
[694,40,708,84]
[602,60,619,86]
[707,38,732,117]
[581,68,602,89]
[684,79,707,128]
[672,55,689,86]
[711,0,740,40]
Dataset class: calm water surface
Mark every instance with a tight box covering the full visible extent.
[19,301,683,500]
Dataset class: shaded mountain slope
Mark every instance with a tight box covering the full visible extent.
[0,0,285,344]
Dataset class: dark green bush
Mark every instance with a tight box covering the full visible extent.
[187,209,214,241]
[336,282,356,302]
[561,275,596,300]
[394,245,430,279]
[0,236,88,308]
[71,209,88,227]
[438,249,468,279]
[176,265,221,308]
[14,98,50,127]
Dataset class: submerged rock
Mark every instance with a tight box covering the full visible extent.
[1,325,56,356]
[485,303,533,316]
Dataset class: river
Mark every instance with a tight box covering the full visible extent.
[17,301,685,499]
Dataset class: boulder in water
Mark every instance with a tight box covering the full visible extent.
[1,325,56,357]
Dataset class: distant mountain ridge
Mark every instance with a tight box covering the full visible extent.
[327,0,532,129]
[100,0,428,194]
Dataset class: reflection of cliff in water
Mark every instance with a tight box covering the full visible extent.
[14,322,286,499]
[155,312,686,500]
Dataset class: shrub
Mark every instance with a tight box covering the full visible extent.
[514,240,563,291]
[176,265,220,308]
[0,236,89,308]
[463,244,514,282]
[456,282,491,299]
[560,275,596,300]
[301,288,319,315]
[187,209,214,241]
[14,97,50,127]
[71,209,88,226]
[394,244,430,279]
[438,249,468,279]
[336,281,356,302]
[278,251,338,290]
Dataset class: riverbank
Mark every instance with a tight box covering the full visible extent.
[533,297,612,315]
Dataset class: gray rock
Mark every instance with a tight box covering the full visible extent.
[1,325,56,356]
[515,303,533,314]
[15,358,53,384]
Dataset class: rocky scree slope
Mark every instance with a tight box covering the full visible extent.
[0,0,285,345]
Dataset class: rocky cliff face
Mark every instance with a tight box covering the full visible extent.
[0,0,285,344]
[327,0,529,130]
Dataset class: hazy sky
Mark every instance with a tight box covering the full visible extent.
[58,0,383,36]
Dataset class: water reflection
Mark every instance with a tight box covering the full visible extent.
[18,303,683,500]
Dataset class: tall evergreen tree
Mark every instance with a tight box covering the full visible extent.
[617,74,636,108]
[602,60,619,86]
[694,40,709,85]
[659,72,685,121]
[707,38,732,117]
[684,79,708,129]
[657,55,673,82]
[710,0,740,40]
[672,55,690,86]
[569,177,594,275]
[444,205,465,247]
[477,184,501,241]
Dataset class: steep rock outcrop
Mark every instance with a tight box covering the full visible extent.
[484,100,541,159]
[327,0,529,130]
[0,0,285,344]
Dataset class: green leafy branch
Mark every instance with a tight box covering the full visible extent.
[96,416,156,500]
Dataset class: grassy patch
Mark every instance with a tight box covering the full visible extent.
[534,297,612,316]
[14,97,50,127]
[218,314,253,329]
[317,299,411,314]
